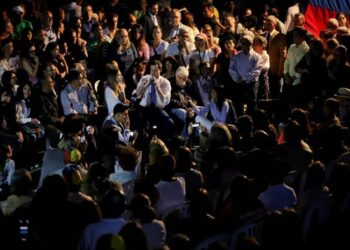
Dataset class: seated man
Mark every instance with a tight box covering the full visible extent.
[60,69,98,116]
[134,60,176,138]
[102,103,137,147]
[35,76,64,129]
[101,102,137,171]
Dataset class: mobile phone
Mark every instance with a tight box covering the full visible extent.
[80,135,86,143]
[85,125,91,133]
[19,219,29,242]
[192,123,199,128]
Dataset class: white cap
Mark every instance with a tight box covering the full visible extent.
[13,5,25,14]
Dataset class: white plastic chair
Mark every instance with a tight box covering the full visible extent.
[230,223,262,250]
[122,179,136,204]
[303,194,333,241]
[160,202,190,220]
[161,201,190,220]
[94,80,100,93]
[195,233,231,250]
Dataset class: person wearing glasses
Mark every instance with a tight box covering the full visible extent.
[60,68,98,116]
[40,11,57,48]
[169,9,194,42]
[166,29,195,67]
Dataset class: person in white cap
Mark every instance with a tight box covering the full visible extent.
[12,5,33,39]
[229,32,263,115]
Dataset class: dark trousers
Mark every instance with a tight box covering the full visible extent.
[232,81,258,116]
[268,73,282,99]
[139,106,176,139]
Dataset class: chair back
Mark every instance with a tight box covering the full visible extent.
[230,223,262,250]
[303,194,333,241]
[195,233,231,250]
[122,179,136,204]
[161,201,190,220]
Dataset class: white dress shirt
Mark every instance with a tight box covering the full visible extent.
[166,41,195,66]
[284,41,309,85]
[169,23,194,41]
[135,74,171,108]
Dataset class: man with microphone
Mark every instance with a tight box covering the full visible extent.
[135,60,175,138]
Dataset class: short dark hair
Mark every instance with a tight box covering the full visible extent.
[149,59,162,71]
[293,26,307,38]
[113,103,129,115]
[100,188,126,218]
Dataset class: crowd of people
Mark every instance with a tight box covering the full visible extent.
[0,0,350,249]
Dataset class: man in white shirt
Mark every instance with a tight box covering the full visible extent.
[135,60,176,138]
[166,29,195,67]
[40,11,57,48]
[283,26,309,107]
[169,9,194,42]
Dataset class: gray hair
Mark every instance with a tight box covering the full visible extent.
[176,66,189,77]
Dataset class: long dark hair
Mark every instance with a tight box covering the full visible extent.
[15,82,32,103]
[130,24,147,51]
[213,84,226,111]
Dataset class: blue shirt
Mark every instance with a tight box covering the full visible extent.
[229,49,263,83]
[60,83,97,115]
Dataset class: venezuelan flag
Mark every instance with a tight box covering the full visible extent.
[305,0,350,37]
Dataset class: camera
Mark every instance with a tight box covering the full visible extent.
[85,125,91,133]
[19,219,29,242]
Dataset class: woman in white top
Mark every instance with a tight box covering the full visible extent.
[149,26,169,61]
[0,39,19,84]
[189,85,237,131]
[189,33,215,75]
[15,83,44,141]
[104,61,127,114]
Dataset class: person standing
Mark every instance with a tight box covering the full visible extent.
[229,33,263,115]
[263,15,287,99]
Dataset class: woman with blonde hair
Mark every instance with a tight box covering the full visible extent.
[144,136,169,184]
[189,33,215,75]
[104,60,127,114]
[109,29,138,76]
